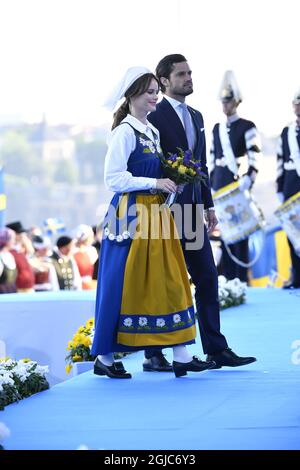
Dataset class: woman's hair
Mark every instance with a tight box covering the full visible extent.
[156,54,187,93]
[112,73,158,130]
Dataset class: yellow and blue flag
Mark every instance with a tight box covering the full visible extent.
[249,226,291,287]
[43,217,65,236]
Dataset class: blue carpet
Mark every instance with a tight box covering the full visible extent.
[1,288,300,450]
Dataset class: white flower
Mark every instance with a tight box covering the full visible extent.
[122,231,130,240]
[108,233,115,241]
[104,227,110,236]
[0,359,14,368]
[139,137,156,153]
[0,372,15,388]
[116,235,123,242]
[139,317,148,326]
[35,365,49,375]
[173,314,181,323]
[124,318,133,327]
[219,287,229,298]
[218,275,227,287]
[156,318,165,327]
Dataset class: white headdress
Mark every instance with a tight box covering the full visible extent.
[292,88,300,105]
[218,70,243,104]
[103,66,151,111]
[32,235,51,250]
[74,224,94,242]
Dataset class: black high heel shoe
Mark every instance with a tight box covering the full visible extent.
[94,358,132,379]
[172,356,216,378]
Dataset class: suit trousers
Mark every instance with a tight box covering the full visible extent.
[288,239,300,283]
[182,224,228,355]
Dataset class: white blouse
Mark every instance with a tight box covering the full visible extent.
[104,115,159,192]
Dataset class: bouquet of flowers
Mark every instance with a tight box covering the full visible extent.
[65,318,95,374]
[160,148,207,206]
[0,357,49,410]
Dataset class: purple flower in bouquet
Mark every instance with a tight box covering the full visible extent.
[159,148,207,206]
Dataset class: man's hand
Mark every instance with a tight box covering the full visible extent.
[205,209,218,233]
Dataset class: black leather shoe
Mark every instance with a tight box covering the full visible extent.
[172,356,216,377]
[143,352,173,372]
[94,358,131,378]
[283,282,300,289]
[206,348,256,369]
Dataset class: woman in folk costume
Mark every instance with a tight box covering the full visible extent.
[91,67,215,378]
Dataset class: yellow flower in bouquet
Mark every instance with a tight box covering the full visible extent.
[178,165,187,175]
[160,148,207,184]
[159,148,207,206]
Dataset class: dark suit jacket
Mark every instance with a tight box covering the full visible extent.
[148,97,214,209]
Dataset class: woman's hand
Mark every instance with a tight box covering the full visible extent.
[156,178,178,193]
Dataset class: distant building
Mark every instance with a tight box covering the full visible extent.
[29,116,75,162]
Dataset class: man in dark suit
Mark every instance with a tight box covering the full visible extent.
[144,54,256,371]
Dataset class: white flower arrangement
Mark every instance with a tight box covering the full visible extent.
[218,276,247,309]
[0,358,49,410]
[191,276,246,311]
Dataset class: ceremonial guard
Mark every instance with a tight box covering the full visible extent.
[209,71,262,282]
[276,89,300,289]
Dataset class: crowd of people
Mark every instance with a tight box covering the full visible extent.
[0,221,102,294]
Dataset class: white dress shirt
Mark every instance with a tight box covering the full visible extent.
[164,96,196,149]
[104,114,160,192]
[164,96,214,211]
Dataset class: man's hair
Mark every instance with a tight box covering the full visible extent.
[156,54,187,93]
